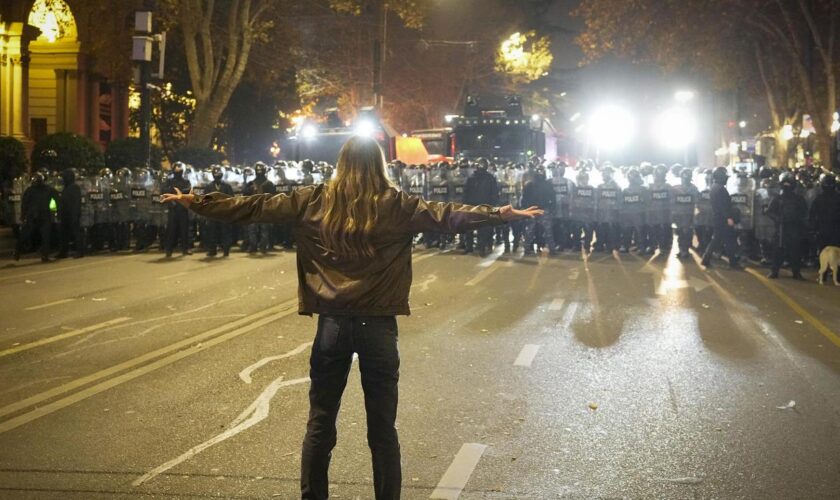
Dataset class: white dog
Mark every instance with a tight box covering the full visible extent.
[818,246,840,285]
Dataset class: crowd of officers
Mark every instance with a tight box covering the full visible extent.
[4,155,840,280]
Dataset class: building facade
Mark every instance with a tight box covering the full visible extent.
[0,0,129,151]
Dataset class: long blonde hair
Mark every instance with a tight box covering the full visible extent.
[320,136,394,260]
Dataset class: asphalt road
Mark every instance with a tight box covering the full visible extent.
[0,244,839,499]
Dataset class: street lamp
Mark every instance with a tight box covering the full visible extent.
[587,105,636,155]
[674,90,695,103]
[739,120,747,129]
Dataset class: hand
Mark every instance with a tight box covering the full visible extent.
[727,218,735,227]
[500,205,544,221]
[160,187,194,208]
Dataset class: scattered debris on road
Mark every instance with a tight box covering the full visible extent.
[655,476,704,485]
[588,402,599,410]
[91,297,107,302]
[776,400,796,410]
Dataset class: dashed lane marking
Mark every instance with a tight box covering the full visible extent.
[23,298,76,311]
[0,317,131,358]
[465,260,512,287]
[745,268,840,350]
[0,300,297,425]
[513,344,541,367]
[548,298,565,311]
[430,443,488,499]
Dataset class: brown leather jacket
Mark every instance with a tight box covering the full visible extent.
[191,184,504,316]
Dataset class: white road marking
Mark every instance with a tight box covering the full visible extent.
[0,317,132,358]
[24,298,76,311]
[239,342,313,384]
[0,254,136,282]
[0,300,297,426]
[477,251,502,268]
[413,251,440,265]
[411,274,438,293]
[514,344,541,367]
[568,269,580,281]
[548,298,565,311]
[132,376,309,486]
[466,260,511,287]
[430,443,488,499]
[157,271,190,280]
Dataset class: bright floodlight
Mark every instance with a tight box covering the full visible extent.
[354,120,376,137]
[587,105,636,150]
[301,124,317,139]
[674,90,695,103]
[739,120,747,129]
[653,106,697,149]
[781,124,795,141]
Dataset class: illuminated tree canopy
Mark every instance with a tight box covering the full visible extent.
[495,30,553,83]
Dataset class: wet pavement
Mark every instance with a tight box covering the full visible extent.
[0,244,838,499]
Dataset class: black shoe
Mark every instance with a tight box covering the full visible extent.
[791,272,805,280]
[701,259,711,268]
[56,252,68,259]
[41,256,51,263]
[13,250,20,261]
[729,263,743,271]
[767,272,779,279]
[207,252,217,257]
[165,251,172,258]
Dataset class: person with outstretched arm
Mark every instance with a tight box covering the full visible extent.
[161,136,542,500]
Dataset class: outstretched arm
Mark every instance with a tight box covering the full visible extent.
[161,186,313,225]
[401,191,543,234]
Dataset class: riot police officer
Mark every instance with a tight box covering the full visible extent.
[14,172,58,262]
[89,168,114,251]
[243,161,277,254]
[571,169,596,252]
[620,168,647,252]
[549,162,574,251]
[765,172,807,279]
[111,167,132,250]
[273,161,297,249]
[694,168,714,253]
[450,159,472,250]
[754,167,780,265]
[646,164,671,255]
[729,168,756,260]
[463,158,499,256]
[809,174,840,252]
[594,165,621,253]
[57,168,83,259]
[521,166,556,256]
[701,167,741,269]
[204,165,235,257]
[671,168,699,259]
[426,162,450,249]
[163,161,192,257]
[131,168,153,251]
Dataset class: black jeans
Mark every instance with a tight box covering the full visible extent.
[301,315,401,500]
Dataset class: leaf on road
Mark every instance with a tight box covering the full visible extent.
[588,402,599,410]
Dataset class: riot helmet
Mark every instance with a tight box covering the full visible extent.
[576,170,590,186]
[301,159,315,173]
[212,165,224,182]
[679,168,693,186]
[61,168,76,186]
[819,173,836,190]
[653,164,669,182]
[476,157,490,171]
[670,163,684,178]
[627,168,643,187]
[172,161,186,179]
[712,166,729,185]
[758,166,774,180]
[601,165,615,183]
[779,172,796,193]
[31,172,45,186]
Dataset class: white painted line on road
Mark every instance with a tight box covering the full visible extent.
[430,443,487,499]
[478,251,502,268]
[411,273,438,293]
[133,375,309,486]
[0,300,297,424]
[413,251,440,265]
[548,298,565,311]
[157,271,190,280]
[24,298,76,311]
[568,269,580,281]
[466,260,512,287]
[0,254,136,282]
[239,342,313,384]
[0,317,131,358]
[514,344,541,367]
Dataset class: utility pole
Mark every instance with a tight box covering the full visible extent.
[372,0,386,110]
[133,10,153,169]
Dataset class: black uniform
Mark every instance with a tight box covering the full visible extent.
[243,175,277,253]
[809,185,840,251]
[521,174,556,255]
[58,169,84,258]
[204,179,235,256]
[16,177,58,261]
[701,182,740,268]
[463,168,499,255]
[164,173,192,256]
[766,186,808,278]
